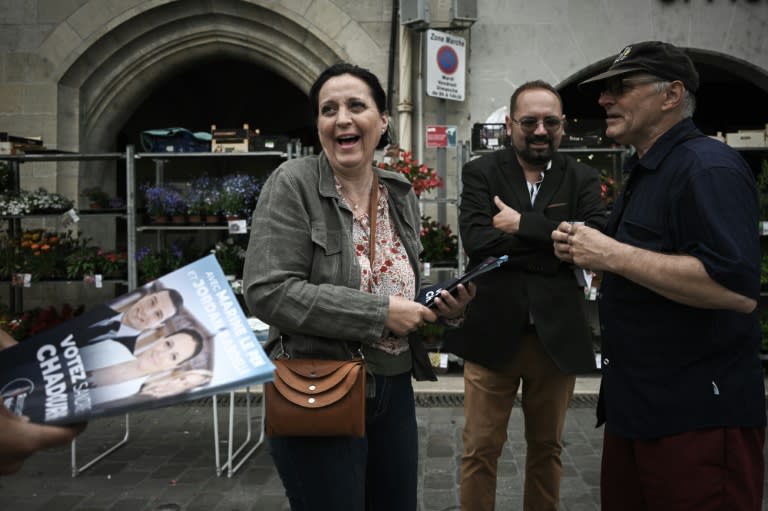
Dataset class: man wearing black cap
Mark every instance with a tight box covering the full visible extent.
[553,41,765,510]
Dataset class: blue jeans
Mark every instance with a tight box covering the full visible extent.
[267,371,418,511]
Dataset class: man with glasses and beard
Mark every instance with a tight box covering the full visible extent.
[553,41,765,511]
[444,80,607,511]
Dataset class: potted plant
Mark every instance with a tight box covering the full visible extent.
[135,239,197,284]
[142,184,185,224]
[185,175,221,224]
[419,216,458,265]
[27,188,73,213]
[81,186,111,209]
[17,229,76,280]
[0,189,72,216]
[598,168,617,208]
[64,242,100,279]
[211,236,247,278]
[218,174,262,220]
[1,304,85,341]
[0,192,32,216]
[757,159,768,221]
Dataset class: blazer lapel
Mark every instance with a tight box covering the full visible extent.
[496,149,532,211]
[533,154,564,212]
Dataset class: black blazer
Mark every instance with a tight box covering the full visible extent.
[444,148,608,373]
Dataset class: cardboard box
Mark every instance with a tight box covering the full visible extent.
[250,135,289,152]
[0,132,44,153]
[708,131,726,143]
[726,130,766,148]
[211,124,251,153]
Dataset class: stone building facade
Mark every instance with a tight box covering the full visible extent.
[0,0,766,306]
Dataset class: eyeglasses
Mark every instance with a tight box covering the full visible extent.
[601,76,662,97]
[509,116,563,133]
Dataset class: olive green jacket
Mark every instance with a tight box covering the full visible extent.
[243,153,437,381]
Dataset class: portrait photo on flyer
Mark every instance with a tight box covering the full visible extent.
[0,254,275,425]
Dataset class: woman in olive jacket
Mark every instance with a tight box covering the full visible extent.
[243,62,473,511]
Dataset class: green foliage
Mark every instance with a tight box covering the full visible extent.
[419,216,458,263]
[756,159,768,220]
[760,311,768,353]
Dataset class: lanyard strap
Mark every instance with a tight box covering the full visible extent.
[368,172,379,293]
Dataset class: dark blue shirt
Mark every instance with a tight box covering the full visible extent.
[598,118,766,439]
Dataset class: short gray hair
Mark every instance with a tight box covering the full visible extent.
[654,80,696,118]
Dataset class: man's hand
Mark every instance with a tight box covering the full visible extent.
[0,329,86,475]
[492,196,521,234]
[552,221,615,270]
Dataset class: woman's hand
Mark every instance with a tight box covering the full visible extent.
[385,296,438,337]
[430,282,476,320]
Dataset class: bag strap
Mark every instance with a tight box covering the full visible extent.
[367,172,379,292]
[276,173,379,363]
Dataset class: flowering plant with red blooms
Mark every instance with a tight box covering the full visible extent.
[419,216,458,263]
[599,168,616,206]
[1,304,85,341]
[377,150,443,197]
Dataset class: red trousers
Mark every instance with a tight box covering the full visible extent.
[601,427,765,511]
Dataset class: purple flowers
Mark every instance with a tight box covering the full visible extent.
[141,184,185,216]
[218,174,263,218]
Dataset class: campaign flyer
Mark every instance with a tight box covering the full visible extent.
[0,254,275,424]
[417,255,508,307]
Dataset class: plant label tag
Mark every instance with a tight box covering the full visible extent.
[13,273,33,288]
[62,208,79,227]
[423,262,431,276]
[228,219,247,235]
[428,352,448,368]
[94,274,103,288]
[761,221,768,236]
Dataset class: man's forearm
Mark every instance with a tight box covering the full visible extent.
[609,243,756,313]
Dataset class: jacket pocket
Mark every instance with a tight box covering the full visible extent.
[311,222,342,255]
[310,222,343,284]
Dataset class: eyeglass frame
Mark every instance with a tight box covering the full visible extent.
[508,116,565,133]
[600,75,666,97]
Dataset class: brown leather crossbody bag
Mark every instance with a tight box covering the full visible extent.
[264,173,380,438]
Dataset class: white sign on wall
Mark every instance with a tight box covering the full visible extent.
[425,29,466,101]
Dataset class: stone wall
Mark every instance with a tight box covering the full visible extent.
[0,0,766,308]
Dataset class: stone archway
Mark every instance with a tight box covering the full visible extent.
[52,0,358,154]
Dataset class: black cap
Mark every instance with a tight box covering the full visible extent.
[578,41,699,94]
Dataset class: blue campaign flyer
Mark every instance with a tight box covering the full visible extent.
[0,255,275,424]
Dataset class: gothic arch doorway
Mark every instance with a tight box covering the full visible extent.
[117,57,315,152]
[56,0,343,154]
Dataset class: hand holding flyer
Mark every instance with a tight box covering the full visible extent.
[417,255,508,308]
[0,255,275,425]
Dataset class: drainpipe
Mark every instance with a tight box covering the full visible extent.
[387,0,399,118]
[397,24,413,152]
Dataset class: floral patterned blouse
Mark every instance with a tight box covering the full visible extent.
[336,179,414,356]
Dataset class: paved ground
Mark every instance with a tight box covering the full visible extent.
[0,375,766,511]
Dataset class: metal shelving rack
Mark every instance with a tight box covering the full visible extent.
[0,149,136,476]
[1,144,302,477]
[127,143,302,478]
